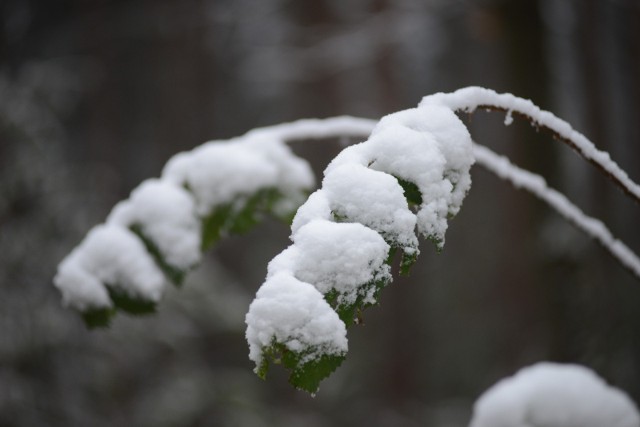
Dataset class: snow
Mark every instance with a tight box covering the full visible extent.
[322,105,474,247]
[323,163,419,252]
[246,116,378,143]
[263,106,637,280]
[323,142,370,173]
[470,362,640,427]
[161,127,316,217]
[290,190,333,236]
[56,123,320,312]
[245,272,348,365]
[367,125,450,242]
[246,102,478,371]
[162,142,275,215]
[504,109,514,125]
[107,179,202,270]
[370,105,474,243]
[269,220,391,306]
[242,135,316,216]
[373,105,473,179]
[54,88,640,385]
[54,224,166,311]
[417,87,640,279]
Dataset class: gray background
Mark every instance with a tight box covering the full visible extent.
[1,0,639,425]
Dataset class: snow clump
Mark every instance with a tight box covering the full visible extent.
[162,135,313,216]
[321,104,474,247]
[245,273,348,366]
[268,220,391,306]
[322,163,419,253]
[54,224,166,311]
[107,179,202,270]
[470,362,640,427]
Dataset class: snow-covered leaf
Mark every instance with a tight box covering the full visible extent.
[257,342,345,394]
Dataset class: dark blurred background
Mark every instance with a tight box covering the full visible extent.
[1,0,639,426]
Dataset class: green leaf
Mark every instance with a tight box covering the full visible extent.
[384,245,419,276]
[400,250,418,275]
[257,342,345,394]
[201,204,234,250]
[428,235,445,253]
[82,307,116,329]
[201,188,285,251]
[386,246,398,265]
[324,289,353,325]
[287,353,345,394]
[80,288,156,329]
[130,224,189,286]
[324,277,390,327]
[227,189,277,234]
[82,187,302,328]
[107,287,157,315]
[395,177,423,207]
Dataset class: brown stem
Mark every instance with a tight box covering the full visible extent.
[471,104,640,205]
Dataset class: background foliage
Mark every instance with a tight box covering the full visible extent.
[1,0,639,425]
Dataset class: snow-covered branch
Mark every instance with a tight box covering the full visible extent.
[249,109,640,281]
[473,144,640,279]
[247,104,476,392]
[247,115,379,142]
[421,86,640,204]
[53,87,640,394]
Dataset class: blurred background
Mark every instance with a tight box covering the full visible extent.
[1,0,639,425]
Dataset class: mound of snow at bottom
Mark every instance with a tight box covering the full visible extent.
[470,362,640,427]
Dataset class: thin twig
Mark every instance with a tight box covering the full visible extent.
[476,104,639,204]
[421,87,640,205]
[473,143,640,280]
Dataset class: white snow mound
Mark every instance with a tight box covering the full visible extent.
[245,273,348,366]
[470,362,640,427]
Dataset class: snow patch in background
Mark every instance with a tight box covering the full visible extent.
[470,362,640,427]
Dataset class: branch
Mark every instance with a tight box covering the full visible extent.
[420,86,640,204]
[54,90,640,329]
[266,115,640,280]
[247,105,477,393]
[53,90,640,394]
[473,143,640,280]
[246,116,379,142]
